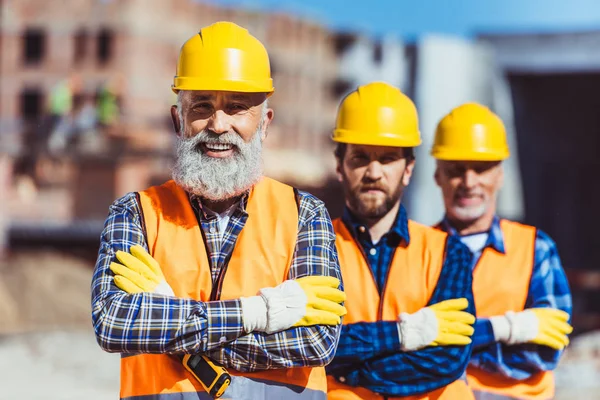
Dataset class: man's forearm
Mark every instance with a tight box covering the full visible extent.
[92,290,246,354]
[326,321,400,374]
[471,342,563,380]
[472,318,497,349]
[207,324,341,372]
[337,344,472,397]
[92,245,247,354]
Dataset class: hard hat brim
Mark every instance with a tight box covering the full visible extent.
[431,147,510,161]
[332,129,422,147]
[172,77,274,95]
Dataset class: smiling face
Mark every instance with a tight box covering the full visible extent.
[171,90,273,201]
[435,160,504,226]
[336,144,415,220]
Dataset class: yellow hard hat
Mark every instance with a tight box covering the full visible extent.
[431,102,509,161]
[332,81,421,147]
[172,21,274,95]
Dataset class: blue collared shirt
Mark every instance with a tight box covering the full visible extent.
[439,216,572,380]
[326,205,475,397]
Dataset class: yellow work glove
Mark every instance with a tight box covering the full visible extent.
[398,298,475,351]
[429,298,476,345]
[109,245,175,296]
[241,276,347,334]
[294,276,348,326]
[490,308,572,350]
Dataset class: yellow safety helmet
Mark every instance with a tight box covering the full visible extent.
[172,21,274,95]
[431,102,509,161]
[332,82,421,147]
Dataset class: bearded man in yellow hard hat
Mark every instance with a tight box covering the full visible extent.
[91,22,346,400]
[325,81,476,400]
[431,103,573,400]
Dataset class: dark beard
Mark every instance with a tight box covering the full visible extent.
[343,180,404,219]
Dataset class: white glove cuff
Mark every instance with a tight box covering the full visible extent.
[489,315,512,343]
[398,307,438,352]
[504,310,539,345]
[240,295,268,333]
[153,280,175,297]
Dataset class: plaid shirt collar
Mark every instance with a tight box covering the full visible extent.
[189,191,250,221]
[439,215,505,254]
[342,204,410,245]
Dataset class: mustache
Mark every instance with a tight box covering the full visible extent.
[455,189,485,197]
[186,130,246,149]
[358,182,387,192]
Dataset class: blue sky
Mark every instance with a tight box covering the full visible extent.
[208,0,600,38]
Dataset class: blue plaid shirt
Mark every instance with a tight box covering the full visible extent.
[91,183,342,372]
[439,216,572,380]
[326,205,475,397]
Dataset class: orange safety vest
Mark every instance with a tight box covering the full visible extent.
[465,220,554,400]
[328,218,474,400]
[119,178,327,400]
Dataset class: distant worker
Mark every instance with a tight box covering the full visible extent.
[326,82,476,399]
[96,84,119,127]
[91,21,346,400]
[47,74,82,124]
[97,74,123,129]
[431,103,573,400]
[47,74,83,154]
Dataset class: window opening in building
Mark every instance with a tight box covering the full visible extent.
[97,28,114,65]
[20,88,43,120]
[23,28,46,65]
[74,28,89,64]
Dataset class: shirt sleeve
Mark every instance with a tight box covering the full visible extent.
[203,191,343,371]
[91,193,247,354]
[472,318,497,349]
[325,321,401,372]
[327,234,475,397]
[470,229,573,380]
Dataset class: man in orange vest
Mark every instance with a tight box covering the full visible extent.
[431,103,573,400]
[91,22,347,400]
[325,81,477,400]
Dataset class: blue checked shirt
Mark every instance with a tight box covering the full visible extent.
[326,205,475,397]
[439,216,572,380]
[91,184,343,372]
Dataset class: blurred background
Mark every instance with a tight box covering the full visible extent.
[1,0,600,398]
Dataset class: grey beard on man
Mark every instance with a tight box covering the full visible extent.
[172,121,264,201]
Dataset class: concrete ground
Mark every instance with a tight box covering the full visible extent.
[0,329,119,400]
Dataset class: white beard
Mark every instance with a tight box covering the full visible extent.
[451,202,488,222]
[172,125,264,201]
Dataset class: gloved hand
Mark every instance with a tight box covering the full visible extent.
[489,308,572,350]
[110,246,347,334]
[109,245,175,296]
[241,276,347,334]
[397,298,475,351]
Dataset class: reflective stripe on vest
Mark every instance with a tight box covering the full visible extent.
[121,375,327,400]
[472,389,522,400]
[465,220,554,400]
[329,218,474,400]
[120,178,327,399]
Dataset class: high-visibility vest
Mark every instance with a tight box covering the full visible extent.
[465,220,554,400]
[119,178,327,400]
[328,218,474,400]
